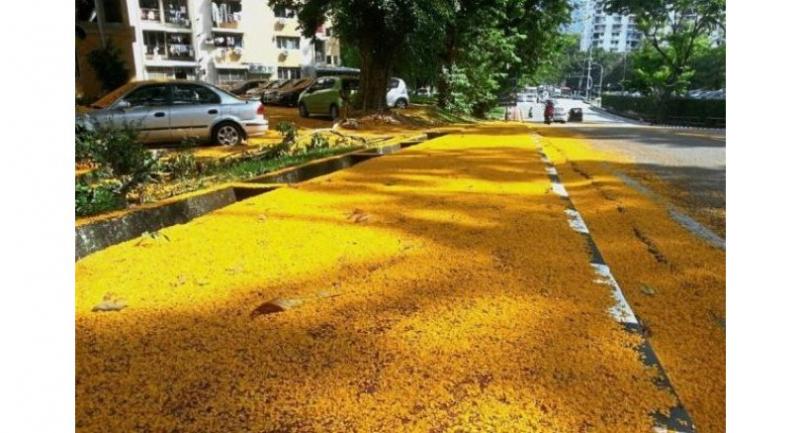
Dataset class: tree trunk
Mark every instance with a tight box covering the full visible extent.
[358,41,392,112]
[436,23,458,108]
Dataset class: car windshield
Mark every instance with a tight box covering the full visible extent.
[90,82,139,109]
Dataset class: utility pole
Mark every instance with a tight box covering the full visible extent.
[585,45,593,100]
[621,50,627,92]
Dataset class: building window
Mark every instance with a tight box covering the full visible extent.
[217,69,247,84]
[102,0,123,23]
[143,31,194,60]
[139,0,160,22]
[145,66,197,80]
[314,40,326,64]
[274,7,297,18]
[212,33,243,48]
[164,0,190,27]
[325,28,333,37]
[277,67,301,79]
[276,36,301,50]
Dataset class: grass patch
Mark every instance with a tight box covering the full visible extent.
[215,145,360,180]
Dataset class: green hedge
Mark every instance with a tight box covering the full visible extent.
[602,94,725,127]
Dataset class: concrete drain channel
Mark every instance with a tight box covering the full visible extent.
[75,132,440,260]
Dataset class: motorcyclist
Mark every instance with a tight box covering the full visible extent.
[544,100,555,124]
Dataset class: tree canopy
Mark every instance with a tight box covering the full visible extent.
[273,0,572,115]
[601,0,725,100]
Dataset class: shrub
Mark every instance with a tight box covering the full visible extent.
[276,121,297,145]
[602,94,725,126]
[159,152,198,179]
[78,122,158,196]
[309,132,330,150]
[75,181,125,217]
[75,121,97,163]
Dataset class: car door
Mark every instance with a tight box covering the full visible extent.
[110,84,171,143]
[312,77,337,113]
[168,83,223,143]
[302,78,325,113]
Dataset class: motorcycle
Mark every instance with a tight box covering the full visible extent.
[544,101,555,124]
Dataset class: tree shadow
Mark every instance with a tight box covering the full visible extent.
[77,128,687,432]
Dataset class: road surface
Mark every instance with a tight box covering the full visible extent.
[527,99,726,238]
[76,123,724,433]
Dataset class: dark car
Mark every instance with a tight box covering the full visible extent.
[228,79,270,96]
[568,107,583,122]
[262,78,314,106]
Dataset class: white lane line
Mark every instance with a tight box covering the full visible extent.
[564,209,589,234]
[551,182,569,198]
[591,263,639,326]
[653,427,692,433]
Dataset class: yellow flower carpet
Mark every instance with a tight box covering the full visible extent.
[77,123,722,433]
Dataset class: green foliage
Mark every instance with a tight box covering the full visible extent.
[602,0,725,101]
[75,122,97,163]
[271,0,440,111]
[309,132,330,150]
[417,0,571,116]
[689,41,725,90]
[625,44,694,96]
[75,181,125,217]
[76,121,158,200]
[159,152,198,179]
[276,121,298,145]
[87,43,130,93]
[602,94,725,126]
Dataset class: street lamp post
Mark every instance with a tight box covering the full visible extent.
[585,62,604,103]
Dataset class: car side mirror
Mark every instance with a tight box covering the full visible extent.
[116,100,132,110]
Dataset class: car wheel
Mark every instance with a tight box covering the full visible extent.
[299,103,309,118]
[395,98,408,109]
[329,104,339,120]
[213,122,243,146]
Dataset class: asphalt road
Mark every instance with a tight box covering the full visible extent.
[528,99,726,239]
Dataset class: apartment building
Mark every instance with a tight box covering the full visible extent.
[577,0,642,53]
[76,0,341,98]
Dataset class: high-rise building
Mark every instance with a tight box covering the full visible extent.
[570,0,642,53]
[76,0,342,98]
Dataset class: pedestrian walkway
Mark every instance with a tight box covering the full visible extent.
[77,123,683,433]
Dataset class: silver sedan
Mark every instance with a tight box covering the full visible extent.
[79,80,269,145]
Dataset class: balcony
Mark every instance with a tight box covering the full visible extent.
[211,0,242,30]
[139,0,190,29]
[143,30,195,65]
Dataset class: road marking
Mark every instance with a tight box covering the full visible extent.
[564,209,589,234]
[535,134,696,433]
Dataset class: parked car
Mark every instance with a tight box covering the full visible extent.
[244,80,283,100]
[568,107,583,122]
[78,80,268,146]
[386,78,409,108]
[228,79,270,96]
[262,78,314,106]
[553,104,567,123]
[297,76,360,119]
[261,79,296,104]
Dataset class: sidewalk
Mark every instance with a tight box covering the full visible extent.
[77,123,679,432]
